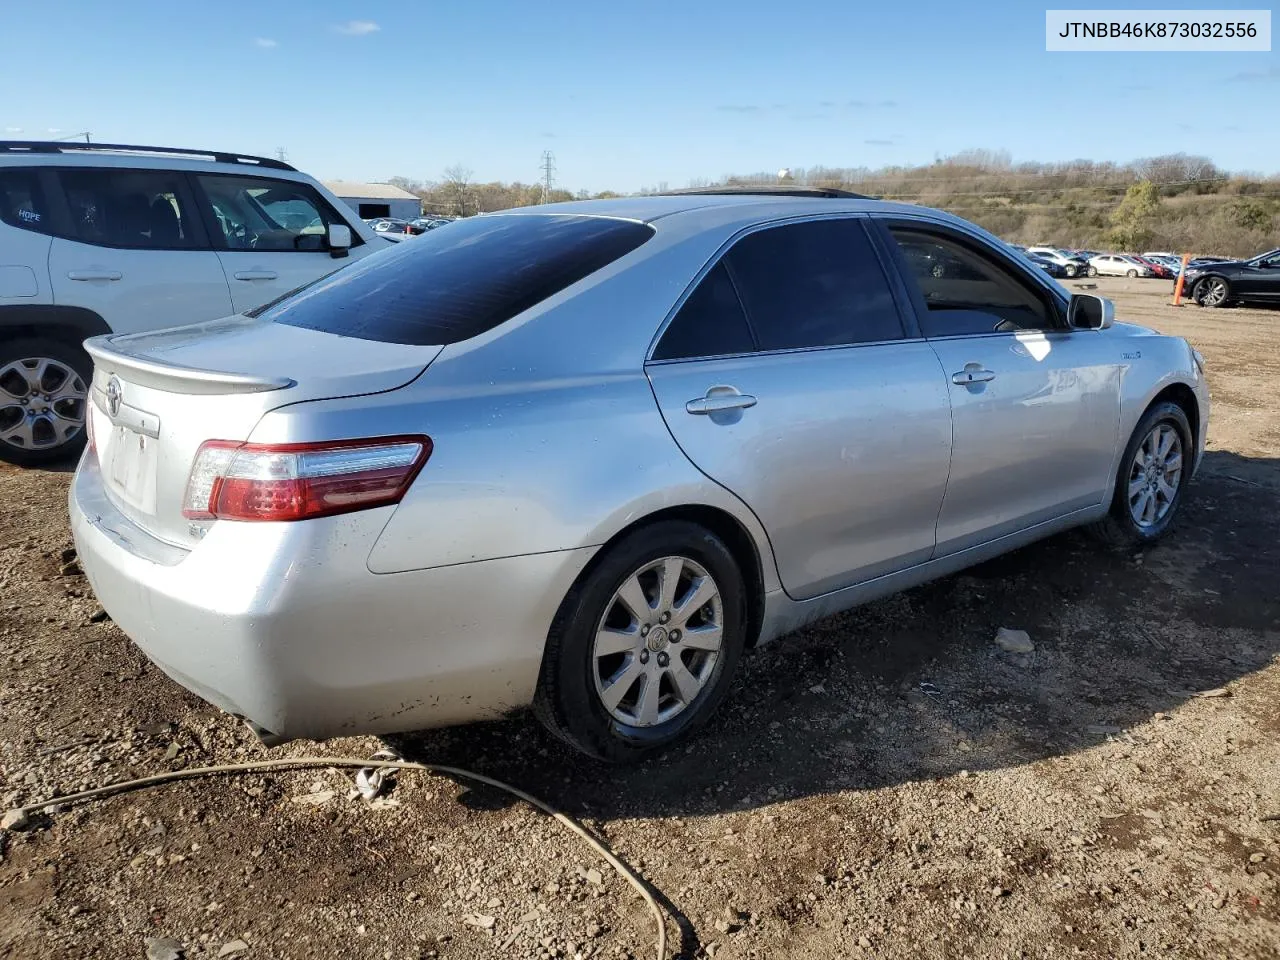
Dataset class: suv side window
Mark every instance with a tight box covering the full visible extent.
[886,226,1056,337]
[653,262,755,361]
[56,169,200,250]
[195,175,357,252]
[725,218,904,351]
[0,169,51,235]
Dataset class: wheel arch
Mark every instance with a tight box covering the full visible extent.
[0,305,111,349]
[1148,380,1201,453]
[569,504,770,650]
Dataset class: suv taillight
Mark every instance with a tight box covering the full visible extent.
[182,436,431,522]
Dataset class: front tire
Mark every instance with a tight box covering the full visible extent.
[1194,276,1231,308]
[1090,402,1192,548]
[0,337,90,467]
[1126,268,1138,278]
[533,520,747,763]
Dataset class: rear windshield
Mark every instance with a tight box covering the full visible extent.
[262,214,654,345]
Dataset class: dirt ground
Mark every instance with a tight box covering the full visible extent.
[2,278,1277,960]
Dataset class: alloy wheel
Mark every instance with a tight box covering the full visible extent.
[1127,423,1183,528]
[0,357,87,451]
[592,555,723,727]
[1200,279,1228,307]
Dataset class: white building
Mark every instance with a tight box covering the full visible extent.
[322,180,421,221]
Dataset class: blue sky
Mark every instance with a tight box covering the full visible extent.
[2,1,1276,191]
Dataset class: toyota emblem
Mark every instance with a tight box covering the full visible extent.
[106,376,122,418]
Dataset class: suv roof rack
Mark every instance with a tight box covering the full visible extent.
[0,140,296,171]
[659,184,874,200]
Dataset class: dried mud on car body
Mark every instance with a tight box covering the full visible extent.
[1,279,1278,959]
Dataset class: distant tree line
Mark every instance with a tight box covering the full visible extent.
[387,152,1279,257]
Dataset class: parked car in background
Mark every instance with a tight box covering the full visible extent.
[1144,254,1185,274]
[1180,246,1280,307]
[71,191,1208,761]
[1026,253,1068,278]
[0,140,390,465]
[1088,254,1152,278]
[1074,250,1101,261]
[1026,247,1089,278]
[372,218,411,233]
[1133,256,1174,280]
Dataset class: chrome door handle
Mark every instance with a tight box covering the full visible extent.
[233,270,279,281]
[67,270,122,281]
[686,393,757,415]
[952,369,996,385]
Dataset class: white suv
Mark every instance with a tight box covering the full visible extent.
[0,141,392,465]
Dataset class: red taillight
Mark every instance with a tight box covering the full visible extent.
[182,436,431,522]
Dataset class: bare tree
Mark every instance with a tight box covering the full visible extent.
[441,165,474,217]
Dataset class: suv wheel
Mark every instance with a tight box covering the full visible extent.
[533,520,747,763]
[0,337,91,467]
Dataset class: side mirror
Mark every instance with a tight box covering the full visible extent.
[327,224,352,258]
[1068,293,1114,330]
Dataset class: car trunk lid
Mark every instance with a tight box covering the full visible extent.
[84,315,441,549]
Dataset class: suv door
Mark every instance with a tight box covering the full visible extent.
[645,217,954,600]
[875,218,1122,555]
[47,168,232,335]
[192,174,370,313]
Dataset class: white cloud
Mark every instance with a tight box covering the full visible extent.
[334,20,379,36]
[253,37,279,48]
[5,127,22,133]
[47,127,61,133]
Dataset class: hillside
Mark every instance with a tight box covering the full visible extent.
[395,152,1280,258]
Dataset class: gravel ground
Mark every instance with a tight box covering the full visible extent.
[2,279,1277,960]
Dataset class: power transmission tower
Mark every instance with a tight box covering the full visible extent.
[539,151,556,204]
[275,147,288,163]
[54,132,92,143]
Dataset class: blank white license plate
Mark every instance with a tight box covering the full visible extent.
[105,424,159,514]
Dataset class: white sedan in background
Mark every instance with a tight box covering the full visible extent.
[1089,254,1153,278]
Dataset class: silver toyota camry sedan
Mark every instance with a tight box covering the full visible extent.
[70,191,1209,762]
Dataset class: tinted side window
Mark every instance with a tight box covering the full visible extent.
[57,169,199,250]
[266,214,654,345]
[0,169,50,234]
[196,175,356,252]
[887,227,1054,337]
[653,262,755,360]
[725,219,903,351]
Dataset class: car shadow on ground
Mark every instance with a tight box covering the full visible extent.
[391,450,1278,831]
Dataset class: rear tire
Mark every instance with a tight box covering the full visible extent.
[1087,266,1098,277]
[1089,401,1192,549]
[533,520,747,763]
[0,337,91,467]
[1064,264,1077,278]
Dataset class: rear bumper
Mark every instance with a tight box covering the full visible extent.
[70,455,593,740]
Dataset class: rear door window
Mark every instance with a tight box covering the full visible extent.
[55,169,201,249]
[0,168,50,234]
[652,262,755,360]
[264,214,654,345]
[724,218,905,351]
